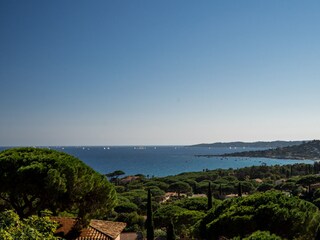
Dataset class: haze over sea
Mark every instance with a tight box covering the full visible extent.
[0,146,313,177]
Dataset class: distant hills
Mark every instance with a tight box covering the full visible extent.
[221,140,320,160]
[190,140,305,148]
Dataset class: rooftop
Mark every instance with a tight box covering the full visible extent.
[51,217,126,240]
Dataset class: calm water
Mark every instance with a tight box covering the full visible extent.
[0,146,314,177]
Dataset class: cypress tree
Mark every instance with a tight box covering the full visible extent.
[146,189,154,240]
[219,184,222,197]
[238,182,242,197]
[166,219,176,240]
[314,162,319,174]
[207,182,213,210]
[286,169,290,179]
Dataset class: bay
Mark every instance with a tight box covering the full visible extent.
[0,146,313,177]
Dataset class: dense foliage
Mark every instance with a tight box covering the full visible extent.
[110,161,320,238]
[237,231,283,240]
[195,191,320,240]
[0,210,58,239]
[0,148,116,225]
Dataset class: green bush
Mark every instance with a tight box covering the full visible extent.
[0,210,58,239]
[154,205,184,228]
[242,230,283,240]
[173,197,217,211]
[195,191,320,240]
[0,148,116,224]
[257,183,274,192]
[115,202,139,213]
[115,212,144,232]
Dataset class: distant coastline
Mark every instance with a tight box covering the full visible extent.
[190,140,306,149]
[195,140,320,161]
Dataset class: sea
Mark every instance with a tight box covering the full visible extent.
[0,146,314,177]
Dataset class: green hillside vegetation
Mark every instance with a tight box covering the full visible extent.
[222,140,320,160]
[111,161,320,238]
[2,148,320,239]
[195,191,320,239]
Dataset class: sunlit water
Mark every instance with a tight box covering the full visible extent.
[0,146,314,177]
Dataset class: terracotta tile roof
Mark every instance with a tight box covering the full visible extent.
[90,220,126,239]
[120,232,139,240]
[51,217,126,240]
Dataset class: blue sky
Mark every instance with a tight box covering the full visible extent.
[1,0,320,146]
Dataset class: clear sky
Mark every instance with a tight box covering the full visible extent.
[1,0,320,146]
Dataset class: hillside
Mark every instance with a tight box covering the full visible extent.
[222,140,320,160]
[190,140,305,148]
